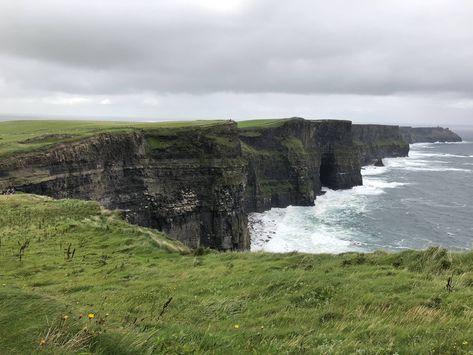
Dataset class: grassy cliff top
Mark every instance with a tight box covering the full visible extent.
[2,194,473,353]
[237,118,292,129]
[0,120,227,158]
[237,118,354,130]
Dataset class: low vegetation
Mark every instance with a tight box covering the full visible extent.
[2,194,473,354]
[237,118,289,129]
[0,120,226,158]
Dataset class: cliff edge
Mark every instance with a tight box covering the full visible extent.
[400,126,462,143]
[0,118,425,250]
[240,118,362,213]
[0,122,248,250]
[353,124,410,165]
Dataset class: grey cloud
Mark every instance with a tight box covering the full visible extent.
[0,0,473,123]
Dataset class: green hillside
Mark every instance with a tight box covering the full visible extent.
[1,194,473,354]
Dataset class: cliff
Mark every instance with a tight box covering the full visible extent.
[0,118,411,250]
[400,127,462,143]
[0,122,248,250]
[240,118,362,212]
[352,124,410,165]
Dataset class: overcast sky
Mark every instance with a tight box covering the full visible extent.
[1,0,472,125]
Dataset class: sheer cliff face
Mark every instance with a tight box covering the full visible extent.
[314,120,363,190]
[0,123,248,250]
[352,124,410,165]
[400,127,462,143]
[0,118,401,250]
[240,119,363,213]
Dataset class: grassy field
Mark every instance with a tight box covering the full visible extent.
[0,120,226,158]
[2,195,473,354]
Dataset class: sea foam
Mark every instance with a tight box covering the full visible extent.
[249,164,405,253]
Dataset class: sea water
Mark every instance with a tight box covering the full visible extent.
[250,136,473,253]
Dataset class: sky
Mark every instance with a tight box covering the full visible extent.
[0,0,472,126]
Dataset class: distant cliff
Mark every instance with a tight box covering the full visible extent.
[400,127,462,143]
[352,124,410,165]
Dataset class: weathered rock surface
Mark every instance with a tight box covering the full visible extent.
[2,118,452,250]
[374,158,384,167]
[400,127,462,143]
[241,118,362,213]
[0,123,248,250]
[352,124,410,165]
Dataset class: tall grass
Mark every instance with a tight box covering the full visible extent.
[2,194,473,353]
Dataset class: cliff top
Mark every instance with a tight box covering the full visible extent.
[0,119,230,158]
[237,117,353,130]
[237,118,292,129]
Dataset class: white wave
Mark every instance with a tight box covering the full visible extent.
[362,178,408,191]
[361,165,388,176]
[250,172,407,254]
[436,141,473,145]
[250,214,357,254]
[384,156,471,172]
[411,142,435,148]
[384,157,428,168]
[409,151,471,158]
[394,166,470,173]
[250,199,365,254]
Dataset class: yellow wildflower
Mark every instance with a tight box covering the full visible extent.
[234,324,240,329]
[88,313,95,320]
[63,315,69,321]
[463,341,469,345]
[39,339,46,346]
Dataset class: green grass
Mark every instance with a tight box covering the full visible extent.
[0,120,226,158]
[237,118,289,129]
[2,194,473,353]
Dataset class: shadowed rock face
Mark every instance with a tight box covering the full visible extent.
[0,118,414,250]
[352,124,410,165]
[240,118,362,213]
[400,127,462,143]
[0,123,248,250]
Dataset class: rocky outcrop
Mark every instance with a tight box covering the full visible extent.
[400,127,462,143]
[0,123,248,250]
[352,124,410,165]
[240,118,362,212]
[0,117,420,250]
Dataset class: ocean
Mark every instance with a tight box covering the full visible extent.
[250,132,473,254]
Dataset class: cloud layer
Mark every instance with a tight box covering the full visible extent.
[1,0,472,124]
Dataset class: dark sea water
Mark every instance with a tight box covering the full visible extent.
[250,133,473,253]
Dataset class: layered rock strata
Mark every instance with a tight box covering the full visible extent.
[1,118,446,250]
[240,118,362,213]
[0,123,248,250]
[400,127,462,143]
[352,124,410,165]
